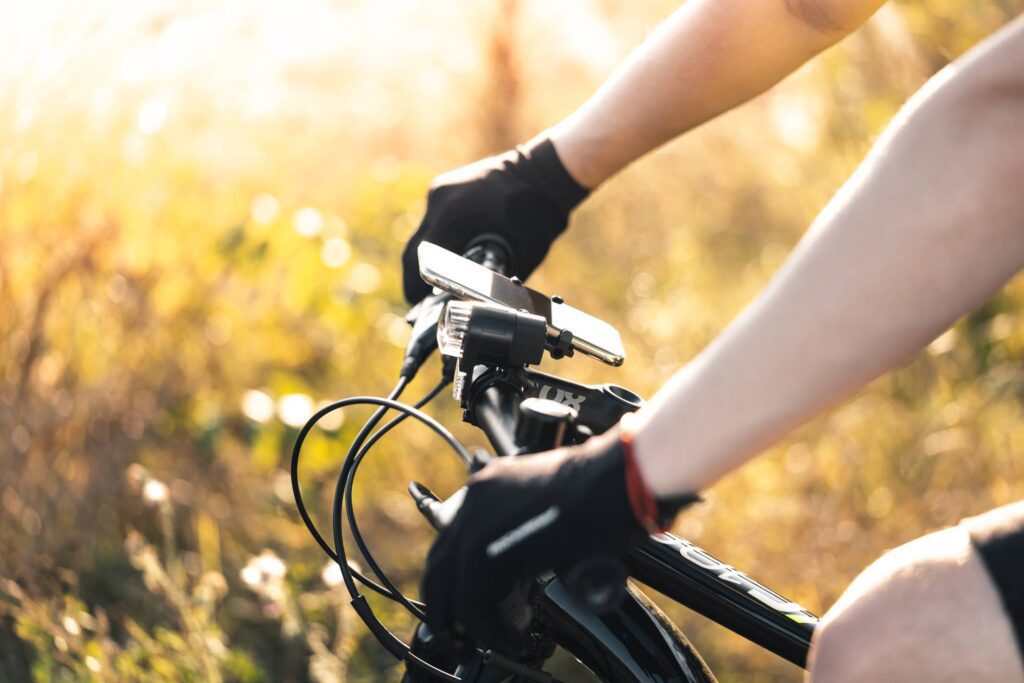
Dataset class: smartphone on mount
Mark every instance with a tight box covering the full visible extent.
[417,241,626,366]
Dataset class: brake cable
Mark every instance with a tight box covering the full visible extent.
[340,377,450,620]
[290,376,412,601]
[333,394,565,683]
[290,375,447,613]
[294,394,471,681]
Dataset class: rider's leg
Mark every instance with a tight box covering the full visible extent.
[808,502,1024,683]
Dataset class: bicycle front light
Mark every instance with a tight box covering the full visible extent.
[437,300,473,358]
[437,301,547,401]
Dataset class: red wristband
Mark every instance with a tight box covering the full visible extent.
[620,417,667,534]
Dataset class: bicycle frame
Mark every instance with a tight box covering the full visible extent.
[462,366,818,681]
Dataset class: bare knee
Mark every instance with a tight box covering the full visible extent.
[809,525,1024,683]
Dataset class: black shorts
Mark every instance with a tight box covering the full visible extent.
[965,501,1024,660]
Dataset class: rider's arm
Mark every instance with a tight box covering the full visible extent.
[630,17,1024,496]
[403,0,887,302]
[550,0,886,188]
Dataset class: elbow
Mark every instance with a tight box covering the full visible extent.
[925,24,1024,187]
[912,10,1024,116]
[784,0,882,38]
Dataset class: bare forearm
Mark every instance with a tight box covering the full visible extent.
[548,0,883,188]
[631,18,1024,496]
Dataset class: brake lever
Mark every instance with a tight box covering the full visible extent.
[408,481,466,532]
[407,443,491,529]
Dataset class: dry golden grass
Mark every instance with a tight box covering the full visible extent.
[1,1,1023,680]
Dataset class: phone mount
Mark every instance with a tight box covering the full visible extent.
[418,241,626,367]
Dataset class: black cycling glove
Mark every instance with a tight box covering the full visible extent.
[401,138,589,304]
[420,428,697,652]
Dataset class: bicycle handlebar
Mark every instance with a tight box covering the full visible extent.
[471,383,521,456]
[403,238,639,663]
[299,236,819,681]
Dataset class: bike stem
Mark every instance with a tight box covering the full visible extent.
[463,366,818,669]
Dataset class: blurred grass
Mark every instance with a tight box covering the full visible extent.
[1,1,1023,681]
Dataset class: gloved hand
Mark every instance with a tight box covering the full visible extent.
[401,138,589,304]
[420,427,697,652]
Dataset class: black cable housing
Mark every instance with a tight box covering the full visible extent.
[290,377,411,601]
[293,392,472,681]
[342,378,449,621]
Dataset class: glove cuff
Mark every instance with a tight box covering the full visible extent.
[519,138,590,216]
[619,416,701,533]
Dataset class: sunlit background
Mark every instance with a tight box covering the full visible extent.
[2,0,1023,680]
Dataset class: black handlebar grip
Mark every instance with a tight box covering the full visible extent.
[466,234,512,275]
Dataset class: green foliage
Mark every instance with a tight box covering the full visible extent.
[1,1,1023,681]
